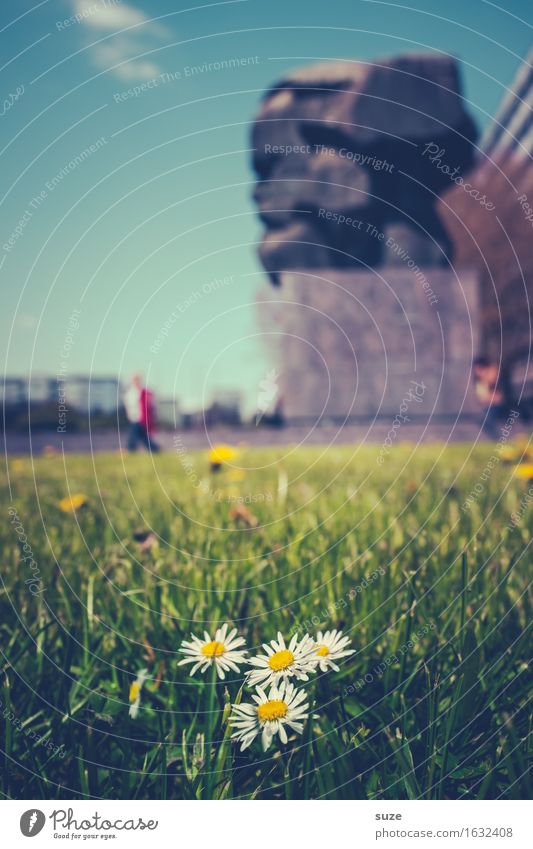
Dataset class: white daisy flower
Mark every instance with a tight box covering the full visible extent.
[313,629,355,672]
[245,631,317,688]
[231,680,309,751]
[128,668,149,719]
[177,623,247,679]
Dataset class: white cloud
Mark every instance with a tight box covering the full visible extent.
[71,1,170,81]
[73,0,146,30]
[91,37,162,80]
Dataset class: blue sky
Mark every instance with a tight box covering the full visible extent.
[1,0,531,411]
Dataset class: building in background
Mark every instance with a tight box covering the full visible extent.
[205,390,242,426]
[64,376,120,414]
[0,378,26,406]
[440,43,533,413]
[254,45,533,423]
[2,375,121,411]
[253,53,481,422]
[158,396,181,427]
[28,375,55,404]
[2,374,250,430]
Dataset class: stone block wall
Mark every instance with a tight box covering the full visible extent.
[258,268,480,421]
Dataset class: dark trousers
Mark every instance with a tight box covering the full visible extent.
[127,422,159,452]
[482,404,507,438]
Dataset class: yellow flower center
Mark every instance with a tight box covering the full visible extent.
[268,649,294,671]
[257,699,288,722]
[201,640,225,657]
[316,645,329,657]
[129,682,140,703]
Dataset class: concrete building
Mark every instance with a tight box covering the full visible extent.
[2,375,121,413]
[260,269,479,422]
[158,397,181,426]
[64,377,121,413]
[28,375,54,404]
[254,46,533,422]
[0,378,26,405]
[206,390,242,425]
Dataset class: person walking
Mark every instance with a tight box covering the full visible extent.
[139,382,160,452]
[472,357,506,438]
[124,374,160,452]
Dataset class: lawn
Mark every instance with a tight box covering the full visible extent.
[1,443,531,800]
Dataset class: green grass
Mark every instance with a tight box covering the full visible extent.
[1,443,531,800]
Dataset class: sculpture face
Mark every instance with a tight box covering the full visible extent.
[252,54,478,284]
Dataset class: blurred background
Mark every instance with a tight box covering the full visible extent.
[2,0,532,450]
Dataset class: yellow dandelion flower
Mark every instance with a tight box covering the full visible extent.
[209,444,237,470]
[513,464,533,481]
[58,494,87,512]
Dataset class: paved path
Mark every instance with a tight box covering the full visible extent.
[2,418,520,455]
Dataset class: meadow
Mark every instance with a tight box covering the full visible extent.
[1,443,531,800]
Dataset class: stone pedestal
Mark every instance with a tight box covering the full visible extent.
[258,268,480,422]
